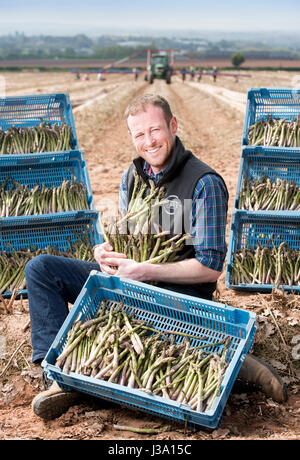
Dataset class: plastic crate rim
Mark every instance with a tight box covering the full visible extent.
[89,271,256,322]
[0,92,71,102]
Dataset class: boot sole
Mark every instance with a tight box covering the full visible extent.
[32,390,80,420]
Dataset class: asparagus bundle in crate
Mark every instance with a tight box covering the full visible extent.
[0,122,73,154]
[247,115,300,147]
[231,236,300,287]
[0,229,94,295]
[55,299,231,413]
[100,171,192,264]
[238,175,300,211]
[0,175,89,217]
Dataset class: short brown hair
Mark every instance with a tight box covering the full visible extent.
[124,94,173,125]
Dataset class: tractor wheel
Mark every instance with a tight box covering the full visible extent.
[149,73,154,84]
[166,71,171,84]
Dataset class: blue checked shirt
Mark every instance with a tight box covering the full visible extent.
[119,162,228,272]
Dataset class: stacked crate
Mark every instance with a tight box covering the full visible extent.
[226,88,300,293]
[43,270,257,430]
[0,93,102,298]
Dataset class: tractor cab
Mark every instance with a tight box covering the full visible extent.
[146,51,173,84]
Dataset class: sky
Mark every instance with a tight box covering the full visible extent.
[1,0,300,36]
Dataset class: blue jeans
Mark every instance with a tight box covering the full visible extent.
[25,254,100,363]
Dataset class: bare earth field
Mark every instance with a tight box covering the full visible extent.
[1,57,300,69]
[0,70,299,441]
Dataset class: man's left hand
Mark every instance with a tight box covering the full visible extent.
[106,257,147,282]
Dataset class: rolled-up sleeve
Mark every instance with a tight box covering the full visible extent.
[191,174,228,272]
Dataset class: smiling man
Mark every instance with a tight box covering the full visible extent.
[127,101,177,172]
[27,93,287,421]
[95,94,229,300]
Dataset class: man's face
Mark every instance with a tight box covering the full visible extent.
[127,104,178,174]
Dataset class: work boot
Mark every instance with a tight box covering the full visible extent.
[32,380,81,420]
[235,354,288,403]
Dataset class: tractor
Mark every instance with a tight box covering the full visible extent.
[145,51,173,84]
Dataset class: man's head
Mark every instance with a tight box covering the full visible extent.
[125,94,178,174]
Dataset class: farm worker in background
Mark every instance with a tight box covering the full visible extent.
[197,68,203,82]
[212,66,218,82]
[26,94,288,420]
[97,71,103,81]
[132,67,138,81]
[181,68,186,82]
[189,66,195,81]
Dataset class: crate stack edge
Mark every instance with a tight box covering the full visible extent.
[226,88,300,293]
[0,93,102,298]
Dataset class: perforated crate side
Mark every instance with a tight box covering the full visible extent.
[0,93,78,150]
[43,271,257,430]
[226,210,300,292]
[0,211,102,298]
[0,211,101,252]
[242,88,300,146]
[235,146,300,209]
[0,150,94,211]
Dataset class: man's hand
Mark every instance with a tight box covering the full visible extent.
[94,243,221,285]
[110,258,148,281]
[93,242,127,275]
[94,243,148,281]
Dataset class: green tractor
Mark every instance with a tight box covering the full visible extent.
[146,53,173,84]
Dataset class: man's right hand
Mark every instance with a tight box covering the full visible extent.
[93,242,127,275]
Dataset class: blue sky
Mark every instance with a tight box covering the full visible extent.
[1,0,300,35]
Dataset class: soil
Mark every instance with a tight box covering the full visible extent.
[1,58,300,69]
[0,71,299,440]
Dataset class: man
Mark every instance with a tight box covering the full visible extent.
[96,94,228,300]
[27,94,287,420]
[132,67,138,81]
[212,66,218,82]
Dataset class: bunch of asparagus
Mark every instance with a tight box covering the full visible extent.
[247,116,300,147]
[238,175,300,211]
[0,229,94,295]
[55,299,230,413]
[231,237,300,287]
[100,171,191,264]
[0,176,89,217]
[0,122,73,154]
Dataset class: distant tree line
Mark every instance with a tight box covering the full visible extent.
[0,32,299,61]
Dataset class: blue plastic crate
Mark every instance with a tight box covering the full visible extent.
[0,210,101,252]
[0,211,102,298]
[235,146,300,209]
[0,150,94,213]
[0,93,78,150]
[226,210,300,293]
[43,271,257,430]
[243,88,300,146]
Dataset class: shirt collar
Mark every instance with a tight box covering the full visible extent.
[142,161,169,185]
